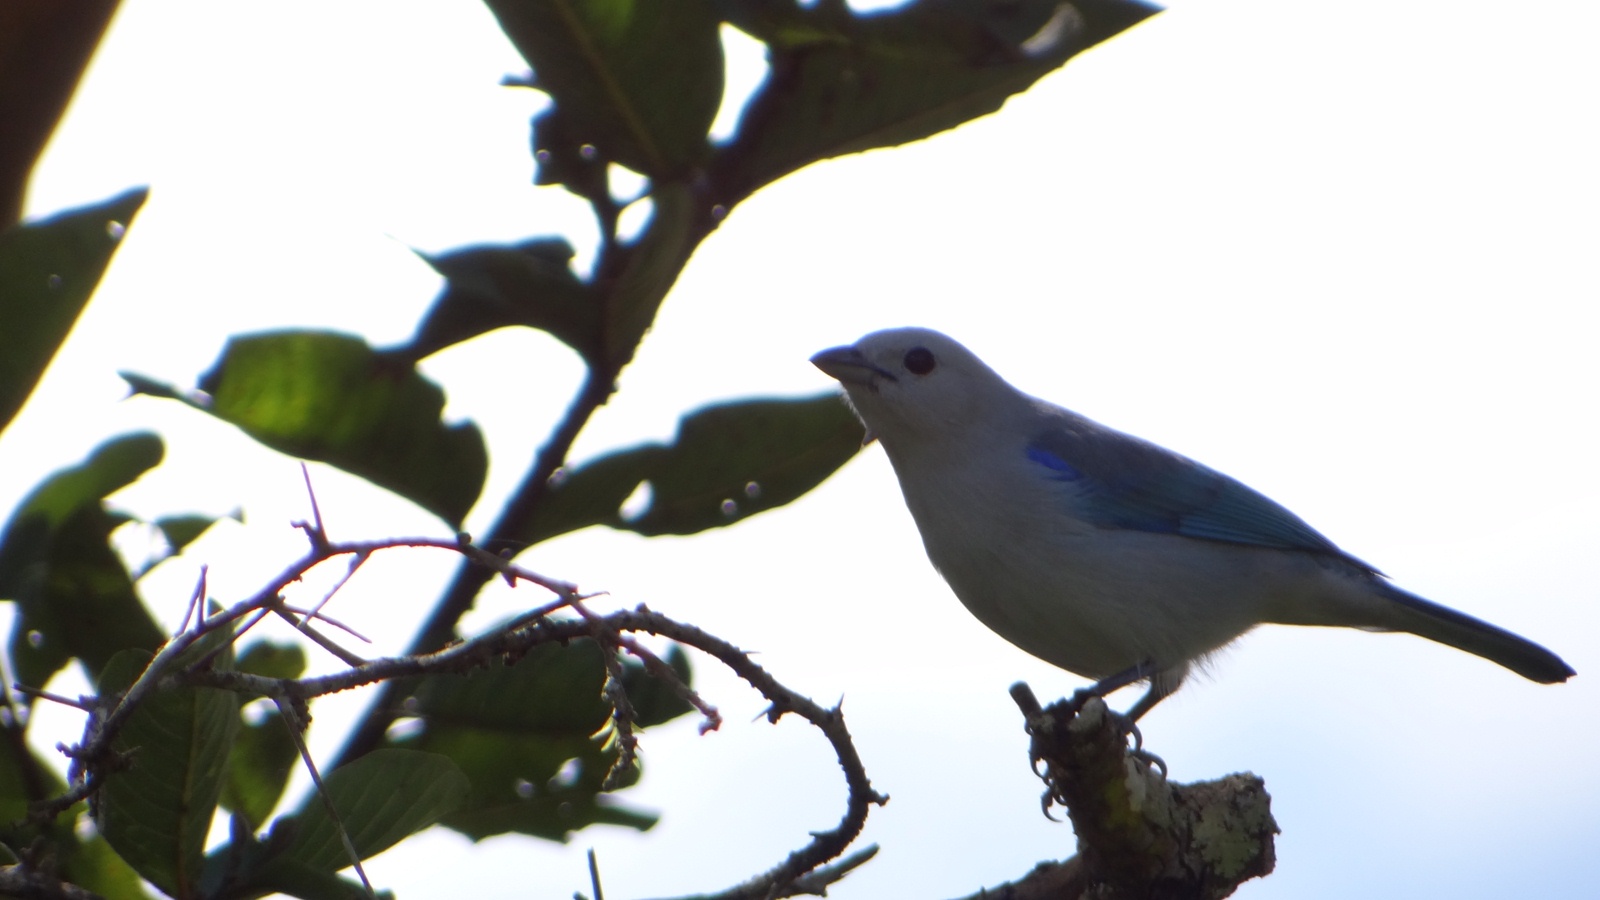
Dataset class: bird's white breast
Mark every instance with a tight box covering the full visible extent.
[881,433,1306,679]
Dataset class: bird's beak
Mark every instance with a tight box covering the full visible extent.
[810,345,894,386]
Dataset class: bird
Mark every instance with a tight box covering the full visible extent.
[811,326,1574,722]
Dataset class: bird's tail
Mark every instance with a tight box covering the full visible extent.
[1375,583,1574,684]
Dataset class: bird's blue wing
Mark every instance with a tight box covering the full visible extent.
[1027,413,1374,570]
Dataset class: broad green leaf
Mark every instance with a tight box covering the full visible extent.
[126,331,488,527]
[0,433,166,686]
[528,103,610,198]
[515,392,864,545]
[237,641,308,680]
[620,393,865,535]
[409,238,601,362]
[404,637,610,734]
[387,639,690,842]
[155,510,240,556]
[269,749,469,872]
[221,644,306,829]
[221,705,298,831]
[0,720,67,828]
[603,181,696,367]
[715,0,1159,202]
[622,644,694,728]
[236,857,390,900]
[95,649,241,900]
[520,444,669,545]
[486,0,724,178]
[200,834,393,900]
[60,832,155,900]
[0,187,147,437]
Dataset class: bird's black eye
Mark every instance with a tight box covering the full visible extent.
[904,347,936,375]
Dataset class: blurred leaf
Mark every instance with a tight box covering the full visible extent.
[517,392,864,545]
[716,0,1159,201]
[221,705,298,831]
[155,510,240,556]
[622,393,866,535]
[0,719,66,828]
[408,238,601,362]
[219,643,306,831]
[230,855,390,900]
[388,638,690,842]
[409,637,610,734]
[520,444,668,546]
[603,181,696,367]
[528,103,610,198]
[622,644,694,728]
[517,393,863,544]
[237,641,308,680]
[125,331,488,528]
[487,0,724,178]
[61,832,156,900]
[0,433,166,687]
[268,749,468,872]
[95,648,241,900]
[0,187,146,437]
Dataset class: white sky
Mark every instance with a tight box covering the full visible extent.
[8,0,1599,898]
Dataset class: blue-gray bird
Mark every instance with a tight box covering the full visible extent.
[811,327,1573,720]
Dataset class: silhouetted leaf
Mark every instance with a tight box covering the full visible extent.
[621,393,867,536]
[387,639,690,842]
[155,511,239,556]
[622,644,694,728]
[515,392,864,545]
[409,238,600,362]
[603,181,696,366]
[221,706,298,832]
[268,750,469,872]
[487,0,724,178]
[0,188,146,436]
[716,0,1159,201]
[0,433,166,686]
[237,641,308,680]
[95,649,241,899]
[125,331,488,527]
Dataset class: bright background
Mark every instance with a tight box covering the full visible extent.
[7,0,1598,897]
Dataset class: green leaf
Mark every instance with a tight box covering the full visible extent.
[126,331,488,528]
[521,393,862,543]
[716,0,1160,202]
[95,649,241,900]
[221,706,299,831]
[603,180,696,367]
[521,443,669,545]
[409,238,601,362]
[220,643,306,831]
[486,0,725,178]
[0,720,67,828]
[60,832,156,900]
[622,644,694,728]
[0,433,166,686]
[237,641,308,680]
[386,639,689,842]
[236,857,391,900]
[517,392,864,545]
[268,749,469,872]
[620,393,866,535]
[155,510,240,556]
[0,187,147,437]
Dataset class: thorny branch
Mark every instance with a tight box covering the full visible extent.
[15,528,885,900]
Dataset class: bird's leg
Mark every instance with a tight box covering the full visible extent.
[1059,661,1185,774]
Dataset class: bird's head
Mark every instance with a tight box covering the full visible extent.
[811,327,1022,446]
